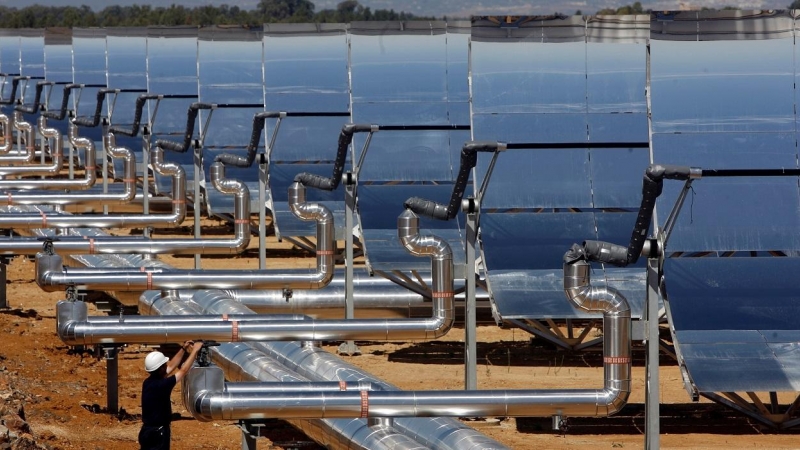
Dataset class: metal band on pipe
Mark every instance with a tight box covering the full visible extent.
[360,391,369,418]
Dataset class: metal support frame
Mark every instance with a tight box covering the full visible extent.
[0,257,7,309]
[702,391,800,429]
[103,346,119,414]
[338,172,361,355]
[258,152,267,269]
[101,118,110,215]
[464,197,478,390]
[506,318,602,351]
[193,138,203,269]
[258,114,283,269]
[645,256,660,449]
[239,420,259,450]
[142,124,151,239]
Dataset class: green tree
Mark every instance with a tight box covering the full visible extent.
[258,0,315,22]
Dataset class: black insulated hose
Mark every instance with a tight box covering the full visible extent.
[404,141,501,221]
[109,94,150,137]
[0,77,21,105]
[215,111,283,167]
[72,87,112,127]
[14,81,46,114]
[155,102,212,153]
[582,164,692,266]
[294,123,373,191]
[42,84,79,120]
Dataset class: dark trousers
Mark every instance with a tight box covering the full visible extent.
[138,424,171,450]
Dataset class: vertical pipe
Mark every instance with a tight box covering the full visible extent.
[645,257,660,449]
[339,175,360,355]
[465,205,477,390]
[102,121,109,215]
[142,125,150,238]
[258,153,266,270]
[194,142,201,270]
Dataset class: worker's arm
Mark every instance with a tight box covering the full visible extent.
[166,340,193,373]
[174,341,204,383]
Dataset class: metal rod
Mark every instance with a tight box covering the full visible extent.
[645,258,660,449]
[506,142,649,149]
[465,204,477,390]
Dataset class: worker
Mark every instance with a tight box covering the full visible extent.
[138,340,204,450]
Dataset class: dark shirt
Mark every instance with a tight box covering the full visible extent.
[141,374,177,427]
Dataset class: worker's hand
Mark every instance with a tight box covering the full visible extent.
[182,340,194,351]
[192,341,204,351]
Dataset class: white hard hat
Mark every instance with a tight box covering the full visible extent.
[144,351,169,372]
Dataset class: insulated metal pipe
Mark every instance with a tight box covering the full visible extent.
[225,275,492,317]
[0,157,249,255]
[53,209,453,344]
[0,122,98,190]
[0,114,10,154]
[181,256,630,421]
[140,293,505,449]
[0,132,134,205]
[0,145,185,229]
[36,182,331,291]
[0,115,62,176]
[1,111,35,162]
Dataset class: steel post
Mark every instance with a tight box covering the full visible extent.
[104,346,119,414]
[645,257,661,449]
[339,175,360,355]
[465,203,477,390]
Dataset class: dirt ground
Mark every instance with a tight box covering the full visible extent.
[2,218,800,449]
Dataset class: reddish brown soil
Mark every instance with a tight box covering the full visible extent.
[2,221,799,449]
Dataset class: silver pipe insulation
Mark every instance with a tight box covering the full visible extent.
[181,257,630,422]
[143,291,448,450]
[563,259,632,414]
[35,182,331,291]
[0,145,185,229]
[0,132,134,205]
[0,122,99,190]
[0,121,99,190]
[173,292,508,450]
[0,157,249,256]
[1,112,35,162]
[0,114,10,154]
[53,209,453,344]
[0,115,62,176]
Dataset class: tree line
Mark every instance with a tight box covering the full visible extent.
[0,0,433,28]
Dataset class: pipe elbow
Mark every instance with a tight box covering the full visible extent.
[183,366,225,422]
[56,301,88,345]
[428,307,455,339]
[36,253,64,292]
[307,263,335,289]
[598,385,630,416]
[193,393,217,422]
[563,261,630,315]
[288,182,334,225]
[57,321,76,344]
